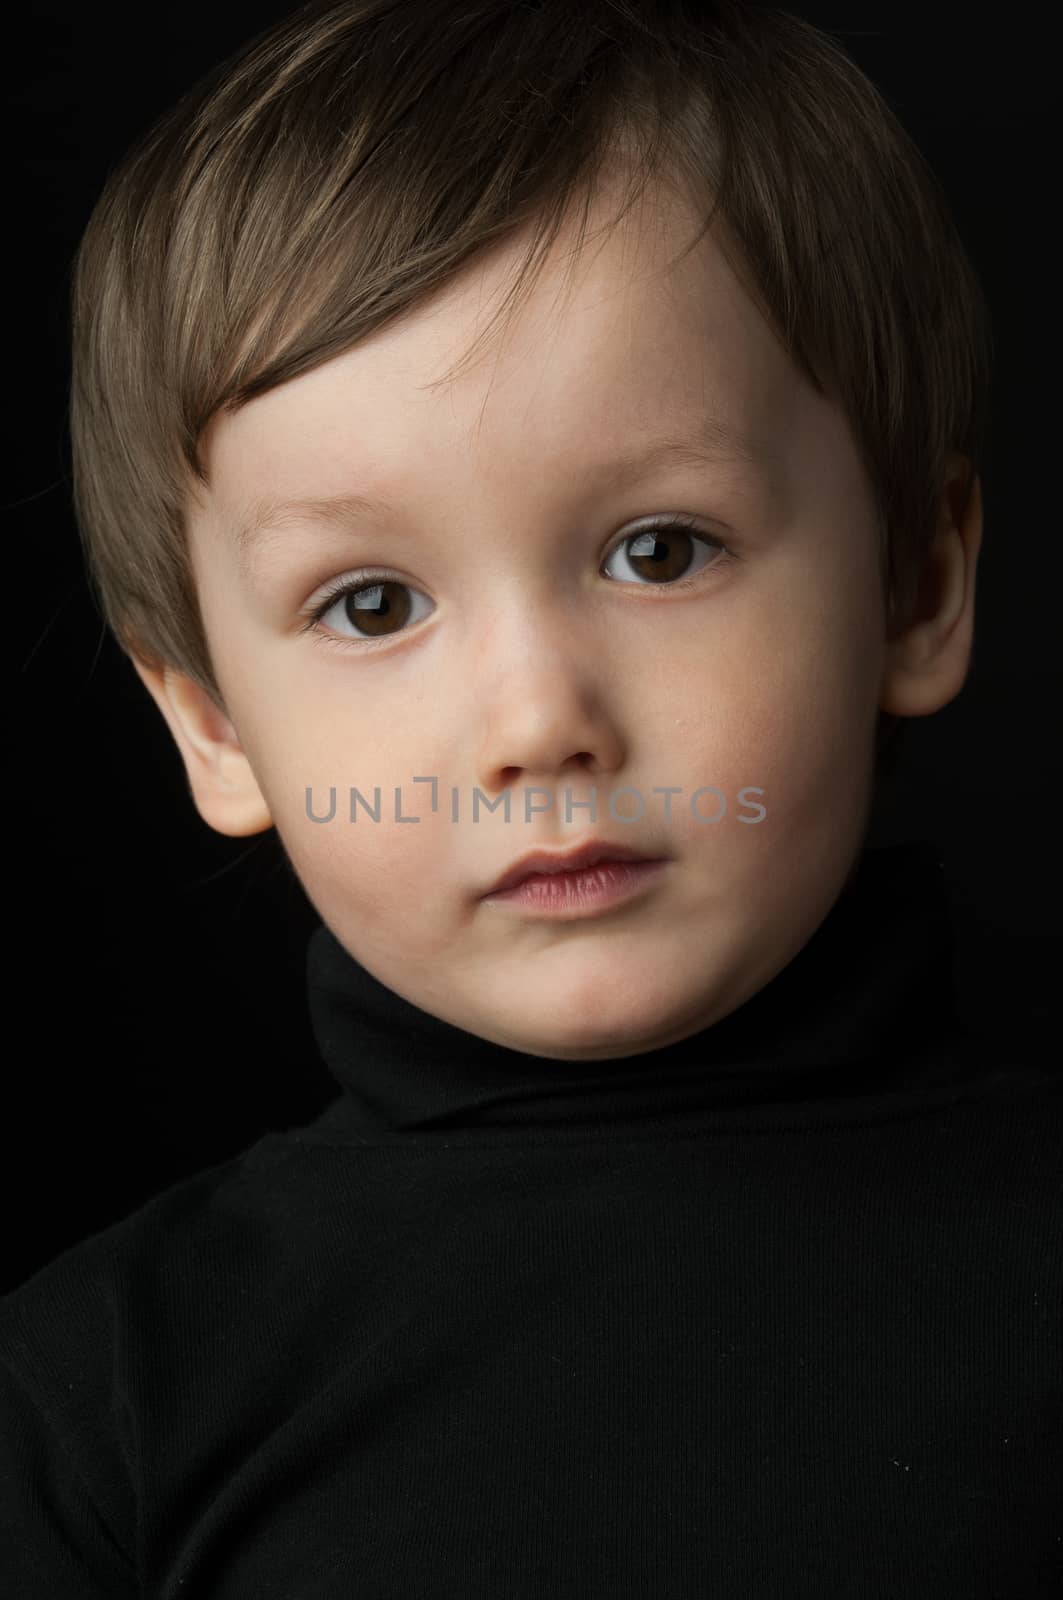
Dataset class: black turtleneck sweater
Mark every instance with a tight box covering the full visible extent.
[2,842,1059,1597]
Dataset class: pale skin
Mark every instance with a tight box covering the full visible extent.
[133,173,982,1061]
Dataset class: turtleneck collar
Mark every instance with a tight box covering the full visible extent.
[303,841,971,1139]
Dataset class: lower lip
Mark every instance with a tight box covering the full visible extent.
[482,858,668,917]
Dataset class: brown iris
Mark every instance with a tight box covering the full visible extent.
[621,526,698,582]
[342,580,413,638]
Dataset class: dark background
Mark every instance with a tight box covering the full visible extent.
[8,4,1060,1295]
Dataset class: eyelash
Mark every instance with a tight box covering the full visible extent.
[298,517,735,650]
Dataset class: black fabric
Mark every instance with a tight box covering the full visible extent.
[2,841,1059,1597]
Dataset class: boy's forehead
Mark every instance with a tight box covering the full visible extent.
[201,186,801,537]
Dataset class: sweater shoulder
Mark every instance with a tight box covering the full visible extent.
[0,1133,295,1532]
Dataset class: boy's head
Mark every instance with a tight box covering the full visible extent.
[69,0,986,1059]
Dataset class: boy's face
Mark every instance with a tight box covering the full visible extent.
[144,174,978,1060]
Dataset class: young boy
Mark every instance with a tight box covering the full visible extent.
[3,1,1058,1594]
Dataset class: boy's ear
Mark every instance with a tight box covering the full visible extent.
[130,659,274,837]
[879,451,984,719]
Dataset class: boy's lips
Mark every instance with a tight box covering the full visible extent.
[482,840,667,897]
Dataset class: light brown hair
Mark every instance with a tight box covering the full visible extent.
[68,0,993,777]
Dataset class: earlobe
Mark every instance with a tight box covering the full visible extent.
[879,457,983,720]
[130,657,274,837]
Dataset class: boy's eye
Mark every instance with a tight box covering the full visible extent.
[601,518,726,585]
[314,576,431,643]
[305,517,730,648]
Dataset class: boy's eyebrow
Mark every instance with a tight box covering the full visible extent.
[231,418,777,573]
